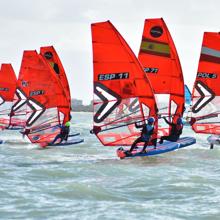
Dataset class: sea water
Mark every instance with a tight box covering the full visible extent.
[0,112,220,220]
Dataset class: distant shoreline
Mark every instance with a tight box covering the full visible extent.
[71,110,92,113]
[71,99,93,112]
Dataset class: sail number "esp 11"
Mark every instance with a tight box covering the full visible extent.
[98,72,129,81]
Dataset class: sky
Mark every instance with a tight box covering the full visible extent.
[0,0,219,104]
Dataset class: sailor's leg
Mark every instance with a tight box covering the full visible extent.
[64,134,68,141]
[151,138,157,149]
[65,131,70,141]
[141,141,149,152]
[129,137,142,152]
[51,134,62,145]
[210,143,214,149]
[159,136,175,144]
[59,136,65,144]
[159,136,167,144]
[50,136,58,145]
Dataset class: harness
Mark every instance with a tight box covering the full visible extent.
[60,126,69,136]
[142,124,154,141]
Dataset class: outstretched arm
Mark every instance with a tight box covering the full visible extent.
[163,117,173,126]
[135,122,144,129]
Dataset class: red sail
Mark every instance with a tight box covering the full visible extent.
[11,50,70,143]
[40,46,71,113]
[138,18,185,135]
[191,32,220,134]
[0,64,17,128]
[91,21,157,146]
[0,64,16,101]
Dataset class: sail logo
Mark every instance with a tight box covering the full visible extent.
[98,72,129,81]
[197,72,217,79]
[192,81,215,113]
[30,90,45,96]
[0,95,4,105]
[140,38,170,57]
[0,87,9,91]
[144,67,158,73]
[150,26,163,38]
[11,88,45,126]
[32,135,40,141]
[21,81,28,87]
[94,82,121,123]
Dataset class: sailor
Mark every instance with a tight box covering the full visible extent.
[50,121,70,145]
[43,51,60,74]
[159,116,183,144]
[188,117,196,126]
[69,113,72,121]
[208,135,220,150]
[20,128,30,138]
[63,121,71,141]
[127,117,155,154]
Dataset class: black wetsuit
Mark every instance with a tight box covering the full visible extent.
[159,118,183,143]
[129,123,154,152]
[64,126,70,141]
[51,125,69,145]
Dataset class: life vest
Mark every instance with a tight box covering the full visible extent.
[142,124,154,140]
[60,125,69,136]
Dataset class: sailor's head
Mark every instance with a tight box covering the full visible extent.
[147,117,155,125]
[65,121,71,127]
[44,51,53,60]
[177,117,183,125]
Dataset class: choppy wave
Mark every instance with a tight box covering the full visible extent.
[0,112,220,220]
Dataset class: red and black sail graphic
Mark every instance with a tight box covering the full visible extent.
[192,81,215,113]
[94,82,121,123]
